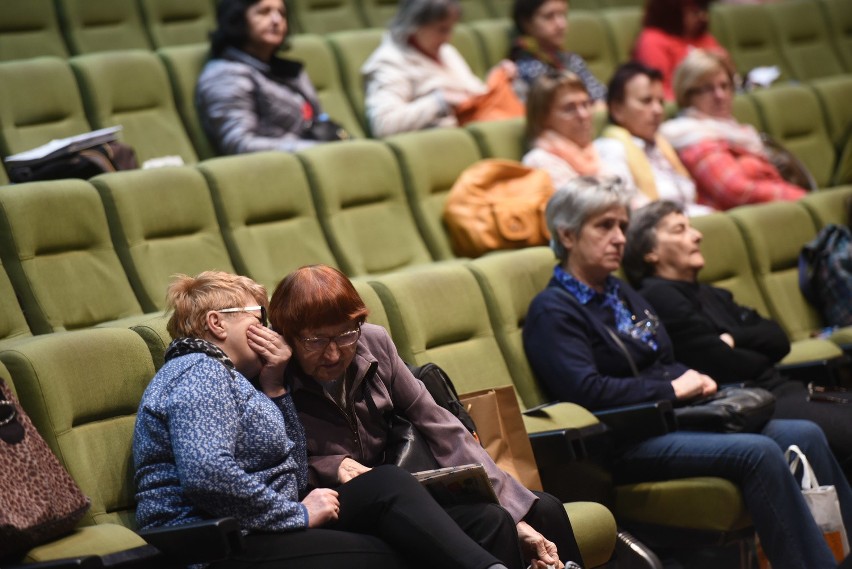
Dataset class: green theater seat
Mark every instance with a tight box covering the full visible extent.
[138,0,215,49]
[56,0,152,54]
[710,3,793,82]
[0,0,69,62]
[768,0,846,81]
[326,29,384,135]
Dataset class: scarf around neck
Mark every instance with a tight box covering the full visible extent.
[661,107,766,156]
[165,337,235,372]
[512,35,562,68]
[535,129,601,175]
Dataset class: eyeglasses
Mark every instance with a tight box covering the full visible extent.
[301,324,361,353]
[216,305,268,327]
[690,80,733,98]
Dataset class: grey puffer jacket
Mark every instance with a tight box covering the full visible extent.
[196,47,322,155]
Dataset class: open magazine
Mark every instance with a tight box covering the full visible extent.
[413,463,498,506]
[4,126,122,167]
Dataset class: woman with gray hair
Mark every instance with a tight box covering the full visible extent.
[523,177,852,569]
[362,0,512,137]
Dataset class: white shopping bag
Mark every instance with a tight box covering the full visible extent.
[758,444,850,567]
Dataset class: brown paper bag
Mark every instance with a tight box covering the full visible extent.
[459,386,543,492]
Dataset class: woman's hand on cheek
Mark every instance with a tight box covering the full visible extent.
[248,325,292,397]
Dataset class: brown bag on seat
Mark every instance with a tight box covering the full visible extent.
[459,386,543,491]
[443,159,555,258]
[455,65,525,126]
[0,379,90,560]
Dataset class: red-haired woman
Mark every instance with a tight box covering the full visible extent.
[269,265,582,569]
[633,0,729,101]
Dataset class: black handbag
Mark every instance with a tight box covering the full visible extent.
[674,385,776,433]
[303,115,350,142]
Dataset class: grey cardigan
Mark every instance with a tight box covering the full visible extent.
[196,47,322,155]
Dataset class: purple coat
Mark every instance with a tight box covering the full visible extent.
[288,323,537,523]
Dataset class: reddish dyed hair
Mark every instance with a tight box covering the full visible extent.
[269,265,369,342]
[642,0,713,37]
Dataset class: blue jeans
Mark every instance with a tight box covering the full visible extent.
[615,419,852,569]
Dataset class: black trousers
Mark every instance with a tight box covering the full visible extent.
[212,465,501,569]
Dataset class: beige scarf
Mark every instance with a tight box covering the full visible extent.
[534,129,601,176]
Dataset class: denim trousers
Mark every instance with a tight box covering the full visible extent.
[615,419,852,569]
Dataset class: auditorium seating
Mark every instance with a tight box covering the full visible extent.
[56,0,153,55]
[768,0,846,81]
[0,0,69,62]
[137,0,215,49]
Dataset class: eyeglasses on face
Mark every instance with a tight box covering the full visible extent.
[216,305,268,327]
[301,324,361,353]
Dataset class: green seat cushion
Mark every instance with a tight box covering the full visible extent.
[782,337,844,365]
[24,524,147,562]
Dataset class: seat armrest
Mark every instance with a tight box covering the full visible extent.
[6,545,160,569]
[6,557,103,569]
[138,518,244,564]
[778,355,847,386]
[593,401,676,448]
[528,422,609,469]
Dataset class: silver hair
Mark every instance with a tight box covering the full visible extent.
[388,0,460,44]
[546,175,633,262]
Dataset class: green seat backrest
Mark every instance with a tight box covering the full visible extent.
[298,140,433,276]
[284,34,365,139]
[563,11,616,91]
[768,0,845,81]
[750,83,836,189]
[0,258,31,344]
[0,0,69,61]
[465,247,555,409]
[91,167,236,312]
[809,76,852,186]
[600,7,642,65]
[690,212,771,317]
[728,201,823,341]
[386,127,484,260]
[71,50,199,165]
[137,0,215,48]
[458,0,494,23]
[798,185,852,229]
[289,0,367,34]
[359,0,398,28]
[368,263,518,395]
[0,180,143,334]
[469,18,512,70]
[56,0,152,54]
[157,43,217,160]
[819,0,852,71]
[0,328,155,528]
[0,57,92,158]
[466,117,526,160]
[709,3,792,82]
[199,151,338,292]
[352,276,392,331]
[326,29,384,135]
[730,93,763,132]
[486,0,512,19]
[451,23,487,79]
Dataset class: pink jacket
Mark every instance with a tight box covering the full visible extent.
[288,323,538,523]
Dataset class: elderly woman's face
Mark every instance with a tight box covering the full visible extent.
[611,74,664,143]
[411,8,460,58]
[293,320,361,382]
[689,69,733,119]
[647,212,705,281]
[561,205,629,283]
[547,86,594,146]
[245,0,287,58]
[523,0,568,52]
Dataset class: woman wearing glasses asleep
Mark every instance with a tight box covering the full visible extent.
[268,264,584,569]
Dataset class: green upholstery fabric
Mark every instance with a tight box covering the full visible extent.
[819,0,852,71]
[0,328,155,528]
[0,258,31,344]
[0,57,92,158]
[730,92,763,132]
[0,180,143,334]
[615,477,751,532]
[138,0,215,48]
[798,185,852,228]
[157,43,217,160]
[199,151,338,291]
[116,311,172,370]
[750,83,836,188]
[284,34,365,139]
[457,0,495,23]
[600,7,642,65]
[0,0,69,62]
[386,127,483,260]
[358,0,399,29]
[487,0,513,19]
[288,0,368,35]
[564,502,617,569]
[563,11,617,91]
[469,18,512,70]
[91,167,235,312]
[768,0,845,80]
[466,117,526,161]
[326,29,383,135]
[56,0,152,54]
[298,140,433,276]
[24,524,148,562]
[709,3,792,81]
[352,276,392,332]
[808,76,852,186]
[451,23,488,79]
[70,50,198,165]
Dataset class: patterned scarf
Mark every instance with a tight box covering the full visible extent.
[165,337,235,371]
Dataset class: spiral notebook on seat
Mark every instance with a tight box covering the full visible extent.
[4,126,122,166]
[413,463,498,505]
